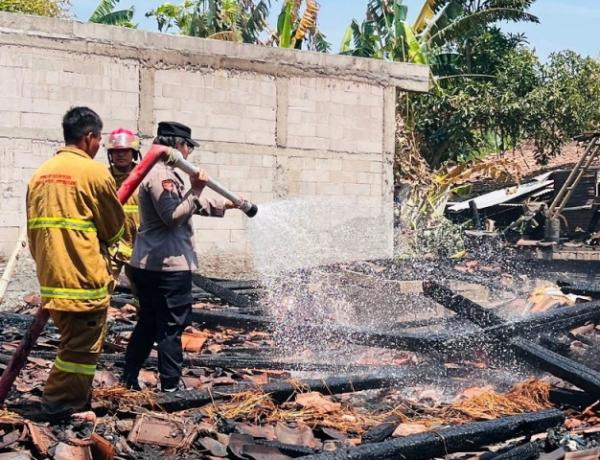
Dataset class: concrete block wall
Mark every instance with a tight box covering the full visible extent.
[0,12,429,276]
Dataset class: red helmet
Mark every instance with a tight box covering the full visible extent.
[107,128,140,151]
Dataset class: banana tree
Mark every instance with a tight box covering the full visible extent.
[414,0,538,73]
[341,0,426,65]
[89,0,135,27]
[416,0,538,45]
[274,0,330,52]
[342,0,538,74]
[146,0,271,43]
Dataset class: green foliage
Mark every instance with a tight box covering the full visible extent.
[310,29,331,53]
[146,0,271,45]
[407,49,600,168]
[277,0,293,48]
[89,0,135,27]
[145,2,187,33]
[275,0,331,52]
[0,0,68,17]
[342,0,538,71]
[420,3,538,48]
[399,218,466,259]
[342,1,599,171]
[146,0,329,51]
[527,51,600,162]
[343,19,379,58]
[240,0,270,44]
[341,0,423,63]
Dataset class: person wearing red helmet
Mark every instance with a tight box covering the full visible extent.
[106,128,141,283]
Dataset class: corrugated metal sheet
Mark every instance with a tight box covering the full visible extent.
[447,177,553,212]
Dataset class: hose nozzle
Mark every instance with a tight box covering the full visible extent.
[240,201,258,218]
[164,149,258,218]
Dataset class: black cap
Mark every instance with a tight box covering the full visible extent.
[157,121,199,147]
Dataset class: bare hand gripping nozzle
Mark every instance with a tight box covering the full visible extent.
[164,149,258,218]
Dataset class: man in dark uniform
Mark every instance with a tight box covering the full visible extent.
[122,121,238,392]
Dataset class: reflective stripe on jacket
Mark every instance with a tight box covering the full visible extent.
[110,164,140,263]
[27,147,125,312]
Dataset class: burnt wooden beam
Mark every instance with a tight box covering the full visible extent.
[422,282,507,327]
[539,333,571,355]
[557,279,600,298]
[422,281,600,336]
[549,387,596,410]
[192,274,256,309]
[300,409,563,460]
[492,442,539,460]
[154,373,413,412]
[189,309,455,351]
[110,295,133,308]
[511,337,600,396]
[337,326,451,350]
[0,314,135,336]
[107,324,136,333]
[0,351,426,375]
[361,417,400,444]
[388,316,456,331]
[8,373,405,417]
[469,199,482,229]
[190,309,271,329]
[206,278,258,291]
[429,303,600,353]
[423,281,600,396]
[252,439,316,457]
[482,301,600,338]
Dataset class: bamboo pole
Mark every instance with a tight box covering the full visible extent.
[0,225,27,306]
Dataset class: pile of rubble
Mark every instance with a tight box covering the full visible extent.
[1,261,600,459]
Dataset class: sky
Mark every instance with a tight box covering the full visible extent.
[71,0,599,61]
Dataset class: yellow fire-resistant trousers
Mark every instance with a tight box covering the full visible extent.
[41,308,108,416]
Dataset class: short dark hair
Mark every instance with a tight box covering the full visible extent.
[62,106,103,144]
[153,135,188,148]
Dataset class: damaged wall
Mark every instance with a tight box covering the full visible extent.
[0,12,429,276]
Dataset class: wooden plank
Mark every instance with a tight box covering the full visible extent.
[300,410,563,460]
[423,281,600,395]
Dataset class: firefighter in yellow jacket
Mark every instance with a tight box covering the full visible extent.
[27,107,125,418]
[106,128,141,281]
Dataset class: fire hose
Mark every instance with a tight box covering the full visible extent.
[0,144,257,404]
[163,148,258,217]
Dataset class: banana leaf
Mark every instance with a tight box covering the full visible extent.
[403,22,427,64]
[426,7,538,47]
[277,0,294,48]
[89,0,120,22]
[340,24,353,53]
[417,0,465,45]
[394,3,427,65]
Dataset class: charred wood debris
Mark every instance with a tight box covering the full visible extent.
[2,260,600,459]
[444,134,600,259]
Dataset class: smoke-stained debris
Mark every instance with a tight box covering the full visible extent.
[1,265,600,458]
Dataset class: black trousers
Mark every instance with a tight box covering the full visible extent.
[124,268,192,389]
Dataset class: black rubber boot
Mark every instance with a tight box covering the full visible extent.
[121,370,142,391]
